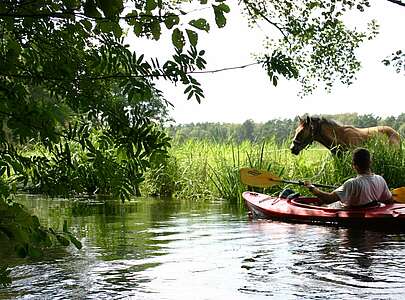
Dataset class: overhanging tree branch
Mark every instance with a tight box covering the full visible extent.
[0,12,167,21]
[386,0,405,7]
[0,61,262,81]
[242,0,292,48]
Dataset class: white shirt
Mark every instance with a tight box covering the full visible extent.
[334,174,392,207]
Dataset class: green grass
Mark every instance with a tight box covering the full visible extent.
[142,137,405,203]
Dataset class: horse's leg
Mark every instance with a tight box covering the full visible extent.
[330,145,346,156]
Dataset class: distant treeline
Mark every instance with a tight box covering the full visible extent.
[167,113,405,144]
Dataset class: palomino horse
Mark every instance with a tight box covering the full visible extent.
[290,116,401,155]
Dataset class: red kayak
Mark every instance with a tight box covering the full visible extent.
[243,191,405,228]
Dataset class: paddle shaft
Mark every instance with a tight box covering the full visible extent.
[280,177,404,202]
[277,178,337,189]
[239,168,337,189]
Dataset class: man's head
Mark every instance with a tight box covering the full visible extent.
[352,148,372,173]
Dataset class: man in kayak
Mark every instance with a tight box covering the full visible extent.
[304,148,393,208]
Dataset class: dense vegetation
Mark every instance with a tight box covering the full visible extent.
[141,134,404,203]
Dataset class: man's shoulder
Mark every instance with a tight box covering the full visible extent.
[352,174,386,185]
[343,177,357,184]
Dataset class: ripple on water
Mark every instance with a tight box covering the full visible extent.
[3,197,405,300]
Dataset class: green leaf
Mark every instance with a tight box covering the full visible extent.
[125,10,138,25]
[83,0,101,18]
[96,21,122,38]
[56,234,70,246]
[31,216,40,228]
[67,234,82,249]
[150,20,161,40]
[112,22,123,38]
[63,0,80,9]
[272,75,278,87]
[0,166,6,176]
[133,21,143,36]
[217,3,230,13]
[27,246,42,258]
[15,244,27,258]
[184,85,192,94]
[98,0,118,17]
[307,1,320,9]
[212,2,230,24]
[63,220,68,233]
[172,28,185,51]
[164,14,180,29]
[186,29,198,47]
[189,19,210,32]
[213,5,227,28]
[81,19,93,31]
[146,0,158,11]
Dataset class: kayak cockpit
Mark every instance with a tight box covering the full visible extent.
[289,197,383,211]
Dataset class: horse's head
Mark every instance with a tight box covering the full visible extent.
[290,116,316,155]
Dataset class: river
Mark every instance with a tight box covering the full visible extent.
[1,194,405,299]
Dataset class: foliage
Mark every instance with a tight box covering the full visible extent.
[383,49,405,74]
[0,0,231,201]
[0,0,232,262]
[0,0,239,224]
[0,265,11,288]
[0,200,82,259]
[142,155,180,197]
[240,0,379,95]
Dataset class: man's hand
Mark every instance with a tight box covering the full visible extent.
[304,181,316,192]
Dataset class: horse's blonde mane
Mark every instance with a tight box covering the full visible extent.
[317,117,355,129]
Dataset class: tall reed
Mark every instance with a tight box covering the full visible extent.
[142,138,405,202]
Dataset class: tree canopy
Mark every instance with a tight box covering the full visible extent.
[0,0,232,264]
[239,0,380,94]
[0,0,232,200]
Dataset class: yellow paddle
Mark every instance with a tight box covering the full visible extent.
[239,168,336,189]
[239,168,405,203]
[392,187,405,203]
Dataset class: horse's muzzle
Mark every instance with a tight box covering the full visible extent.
[290,144,301,155]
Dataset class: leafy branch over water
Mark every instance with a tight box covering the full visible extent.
[0,265,11,288]
[0,200,82,258]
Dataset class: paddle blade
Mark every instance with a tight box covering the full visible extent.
[239,168,282,188]
[392,187,405,203]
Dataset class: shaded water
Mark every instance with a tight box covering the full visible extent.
[1,195,405,299]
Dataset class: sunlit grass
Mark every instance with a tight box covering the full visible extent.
[143,137,405,203]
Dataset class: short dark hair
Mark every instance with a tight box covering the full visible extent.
[352,148,371,171]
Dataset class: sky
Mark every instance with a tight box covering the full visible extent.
[133,1,405,124]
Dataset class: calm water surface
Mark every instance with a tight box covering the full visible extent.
[1,195,405,299]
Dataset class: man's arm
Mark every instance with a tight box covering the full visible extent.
[306,184,340,204]
[380,177,394,204]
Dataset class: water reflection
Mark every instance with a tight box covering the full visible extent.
[240,220,405,299]
[1,196,405,299]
